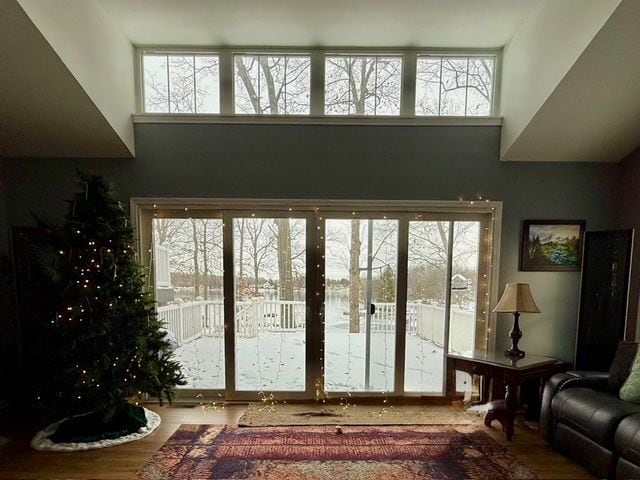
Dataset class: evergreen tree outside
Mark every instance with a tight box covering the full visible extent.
[375,266,396,303]
[36,172,183,435]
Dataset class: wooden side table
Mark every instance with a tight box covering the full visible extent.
[445,351,568,441]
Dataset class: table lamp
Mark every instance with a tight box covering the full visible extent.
[493,283,540,358]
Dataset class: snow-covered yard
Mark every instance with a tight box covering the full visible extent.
[173,329,469,394]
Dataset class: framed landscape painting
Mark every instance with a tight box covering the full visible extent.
[520,220,585,271]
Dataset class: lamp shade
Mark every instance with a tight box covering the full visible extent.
[493,283,541,313]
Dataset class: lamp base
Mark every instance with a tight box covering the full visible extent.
[505,312,525,359]
[504,348,526,358]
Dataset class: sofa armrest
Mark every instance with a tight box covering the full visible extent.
[540,371,610,443]
[564,371,610,387]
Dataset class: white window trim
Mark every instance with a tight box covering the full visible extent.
[135,46,502,122]
[132,113,502,126]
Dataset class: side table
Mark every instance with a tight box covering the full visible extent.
[445,350,568,441]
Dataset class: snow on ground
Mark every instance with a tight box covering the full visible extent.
[174,324,470,394]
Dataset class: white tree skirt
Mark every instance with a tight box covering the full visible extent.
[31,407,160,452]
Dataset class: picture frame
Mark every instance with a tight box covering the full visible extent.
[520,220,586,272]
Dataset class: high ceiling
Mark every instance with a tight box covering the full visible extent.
[97,0,541,48]
[2,0,639,163]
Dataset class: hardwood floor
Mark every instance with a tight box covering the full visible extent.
[0,403,594,479]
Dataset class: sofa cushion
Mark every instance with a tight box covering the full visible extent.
[554,423,616,480]
[616,457,640,480]
[620,349,640,403]
[615,413,640,466]
[609,342,638,392]
[552,387,640,449]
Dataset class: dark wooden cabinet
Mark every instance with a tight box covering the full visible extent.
[575,230,634,371]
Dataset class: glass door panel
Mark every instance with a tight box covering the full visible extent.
[324,218,398,392]
[233,217,307,391]
[404,221,450,394]
[449,221,480,356]
[449,221,481,396]
[152,217,225,389]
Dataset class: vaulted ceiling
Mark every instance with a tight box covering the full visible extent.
[1,0,639,162]
[96,0,540,48]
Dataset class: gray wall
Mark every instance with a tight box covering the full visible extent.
[0,158,12,399]
[3,123,621,362]
[618,147,640,339]
[0,159,7,255]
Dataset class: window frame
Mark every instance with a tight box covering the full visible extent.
[323,53,405,117]
[135,47,502,121]
[131,197,502,402]
[415,53,499,117]
[138,48,222,115]
[232,52,313,115]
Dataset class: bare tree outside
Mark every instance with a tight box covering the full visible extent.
[142,52,494,118]
[143,54,220,113]
[234,55,311,115]
[348,219,362,333]
[325,56,402,115]
[416,56,494,116]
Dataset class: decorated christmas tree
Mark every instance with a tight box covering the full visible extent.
[35,172,183,442]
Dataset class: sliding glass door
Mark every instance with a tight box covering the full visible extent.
[324,218,398,393]
[404,219,481,395]
[152,216,226,390]
[232,215,308,392]
[145,203,496,400]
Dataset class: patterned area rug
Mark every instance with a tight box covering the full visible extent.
[136,424,538,479]
[238,403,477,426]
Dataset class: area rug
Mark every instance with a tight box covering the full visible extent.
[238,403,476,426]
[136,424,537,479]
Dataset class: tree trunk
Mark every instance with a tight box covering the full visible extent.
[252,235,260,297]
[234,57,261,113]
[276,219,294,327]
[191,218,200,298]
[238,219,245,279]
[201,220,208,300]
[349,219,361,333]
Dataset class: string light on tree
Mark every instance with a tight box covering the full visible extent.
[33,172,184,442]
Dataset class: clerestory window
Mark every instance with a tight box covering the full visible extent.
[233,54,312,115]
[142,53,220,114]
[415,55,495,116]
[324,55,403,116]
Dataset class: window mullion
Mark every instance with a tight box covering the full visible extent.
[192,55,197,114]
[166,54,171,113]
[437,57,443,116]
[348,57,352,115]
[310,51,325,115]
[219,50,234,115]
[442,220,455,395]
[394,216,409,395]
[284,56,288,115]
[401,52,416,117]
[464,57,469,115]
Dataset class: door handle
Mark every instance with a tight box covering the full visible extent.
[370,303,376,315]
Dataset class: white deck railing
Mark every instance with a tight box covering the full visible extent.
[157,299,475,354]
[157,298,306,346]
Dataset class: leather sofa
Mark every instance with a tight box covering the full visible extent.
[541,342,640,479]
